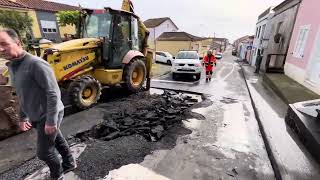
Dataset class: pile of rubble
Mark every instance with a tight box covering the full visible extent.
[77,91,200,142]
[0,86,20,140]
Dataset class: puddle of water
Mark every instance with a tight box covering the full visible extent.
[183,118,201,129]
[24,144,86,180]
[103,164,170,180]
[203,143,236,159]
[150,88,165,95]
[215,103,250,154]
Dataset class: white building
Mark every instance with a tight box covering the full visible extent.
[144,17,179,49]
[251,7,274,66]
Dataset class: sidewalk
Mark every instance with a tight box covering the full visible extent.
[151,63,171,78]
[241,65,320,180]
[263,73,320,104]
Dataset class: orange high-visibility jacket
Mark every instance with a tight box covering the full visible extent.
[203,55,217,72]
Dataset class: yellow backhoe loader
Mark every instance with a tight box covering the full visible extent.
[0,0,153,139]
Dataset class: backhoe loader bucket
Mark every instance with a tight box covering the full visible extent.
[0,85,20,140]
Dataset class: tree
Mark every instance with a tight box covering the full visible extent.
[56,10,81,38]
[0,10,33,38]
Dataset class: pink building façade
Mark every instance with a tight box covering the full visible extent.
[285,0,320,94]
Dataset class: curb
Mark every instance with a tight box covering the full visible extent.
[239,64,283,180]
[152,70,171,79]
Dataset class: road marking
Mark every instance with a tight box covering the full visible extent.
[221,63,235,81]
[152,79,196,85]
[216,66,226,79]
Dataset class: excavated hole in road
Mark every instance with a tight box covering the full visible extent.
[73,89,205,143]
[0,89,210,180]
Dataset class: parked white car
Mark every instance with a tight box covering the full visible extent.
[155,51,174,65]
[171,50,202,80]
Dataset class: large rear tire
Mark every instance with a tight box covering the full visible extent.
[68,75,102,109]
[123,59,147,93]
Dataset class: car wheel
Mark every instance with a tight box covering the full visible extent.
[195,73,201,81]
[172,72,178,80]
[167,60,172,65]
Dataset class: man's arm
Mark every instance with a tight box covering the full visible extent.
[32,60,60,126]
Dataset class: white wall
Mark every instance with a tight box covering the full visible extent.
[285,63,320,95]
[148,19,178,42]
[251,11,274,66]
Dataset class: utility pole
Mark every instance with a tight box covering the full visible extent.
[154,28,156,50]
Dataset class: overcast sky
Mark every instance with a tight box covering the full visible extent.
[48,0,284,42]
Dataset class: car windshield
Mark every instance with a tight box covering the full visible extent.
[176,52,199,59]
[83,13,112,38]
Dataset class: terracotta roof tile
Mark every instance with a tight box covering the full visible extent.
[17,0,80,12]
[0,0,28,9]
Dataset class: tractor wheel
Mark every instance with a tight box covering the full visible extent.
[123,58,147,93]
[68,75,102,109]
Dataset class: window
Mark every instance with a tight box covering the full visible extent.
[293,25,310,58]
[83,13,111,38]
[276,22,283,34]
[156,52,165,57]
[261,24,266,39]
[40,20,57,34]
[258,26,261,38]
[176,51,199,59]
[131,17,139,50]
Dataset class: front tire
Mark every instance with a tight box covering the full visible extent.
[68,75,102,109]
[167,60,172,65]
[123,58,147,93]
[195,73,201,81]
[172,72,178,80]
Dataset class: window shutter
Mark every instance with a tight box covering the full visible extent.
[293,25,310,58]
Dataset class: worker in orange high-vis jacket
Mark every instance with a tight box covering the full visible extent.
[203,50,217,82]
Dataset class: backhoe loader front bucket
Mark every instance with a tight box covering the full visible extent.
[0,85,20,140]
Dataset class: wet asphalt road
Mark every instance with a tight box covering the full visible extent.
[0,48,275,180]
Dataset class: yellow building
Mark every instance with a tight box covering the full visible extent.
[156,32,219,58]
[0,0,79,42]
